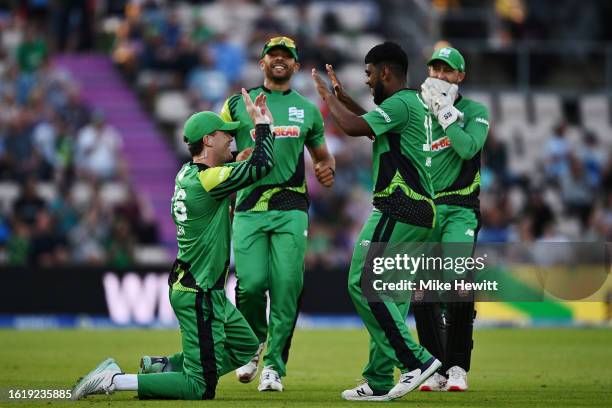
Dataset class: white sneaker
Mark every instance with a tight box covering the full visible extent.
[419,372,447,391]
[445,366,468,391]
[341,379,389,401]
[71,358,122,400]
[236,343,264,383]
[387,357,442,400]
[257,366,283,392]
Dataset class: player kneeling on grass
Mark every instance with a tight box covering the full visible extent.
[71,89,275,400]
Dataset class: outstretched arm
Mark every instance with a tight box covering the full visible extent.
[200,89,275,199]
[311,68,373,138]
[326,64,367,115]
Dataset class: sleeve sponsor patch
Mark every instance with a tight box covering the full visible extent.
[475,117,489,127]
[375,107,392,123]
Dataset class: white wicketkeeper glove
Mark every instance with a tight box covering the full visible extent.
[436,102,464,130]
[420,78,462,130]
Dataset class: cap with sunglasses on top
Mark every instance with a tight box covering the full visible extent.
[261,36,298,61]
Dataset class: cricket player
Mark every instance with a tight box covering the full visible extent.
[312,41,441,401]
[219,36,335,392]
[414,46,489,392]
[71,90,276,400]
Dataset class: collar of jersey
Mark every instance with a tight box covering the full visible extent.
[190,161,209,171]
[261,85,292,95]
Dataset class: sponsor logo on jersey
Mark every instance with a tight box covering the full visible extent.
[375,107,391,123]
[431,136,452,151]
[475,117,489,127]
[360,239,371,247]
[288,107,305,123]
[465,229,474,237]
[250,125,301,140]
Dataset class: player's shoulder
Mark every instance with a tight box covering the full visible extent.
[383,88,425,111]
[459,96,489,116]
[227,86,264,105]
[175,162,195,185]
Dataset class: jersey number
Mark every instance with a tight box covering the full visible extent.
[172,187,187,222]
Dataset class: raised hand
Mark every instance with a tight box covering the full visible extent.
[242,88,273,125]
[311,68,331,100]
[326,64,344,97]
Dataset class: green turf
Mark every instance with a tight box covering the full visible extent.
[0,328,610,407]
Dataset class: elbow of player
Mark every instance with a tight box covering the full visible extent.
[457,149,477,160]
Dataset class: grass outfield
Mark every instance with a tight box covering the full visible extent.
[0,328,610,407]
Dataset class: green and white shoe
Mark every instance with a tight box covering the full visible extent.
[138,356,170,374]
[71,358,123,400]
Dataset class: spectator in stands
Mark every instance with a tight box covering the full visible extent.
[187,45,228,107]
[58,85,91,134]
[210,32,246,84]
[49,182,79,237]
[578,130,607,187]
[522,189,555,240]
[114,185,159,244]
[12,176,46,227]
[74,111,123,181]
[479,193,512,242]
[3,111,35,180]
[543,121,571,184]
[162,10,182,48]
[483,128,509,186]
[69,203,109,265]
[602,153,612,193]
[16,26,48,73]
[106,217,136,269]
[561,154,595,230]
[29,209,69,266]
[6,220,30,266]
[591,192,612,240]
[250,5,287,47]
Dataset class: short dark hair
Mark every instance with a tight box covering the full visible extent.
[364,42,408,77]
[184,136,204,157]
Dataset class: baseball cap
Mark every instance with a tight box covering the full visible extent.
[261,36,299,61]
[183,112,240,143]
[428,47,465,72]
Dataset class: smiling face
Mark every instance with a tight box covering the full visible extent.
[204,130,233,163]
[260,47,299,84]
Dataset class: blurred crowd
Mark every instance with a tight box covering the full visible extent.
[0,1,610,270]
[0,14,158,268]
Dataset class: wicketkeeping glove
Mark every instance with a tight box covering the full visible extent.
[420,78,462,129]
[423,77,458,100]
[436,103,464,130]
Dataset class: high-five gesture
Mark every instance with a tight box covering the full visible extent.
[242,88,273,125]
[326,64,345,98]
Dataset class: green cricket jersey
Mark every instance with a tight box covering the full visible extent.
[361,89,436,228]
[430,96,489,209]
[169,124,275,291]
[220,86,325,213]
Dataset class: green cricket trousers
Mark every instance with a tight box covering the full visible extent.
[233,210,308,377]
[348,210,434,393]
[137,288,259,400]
